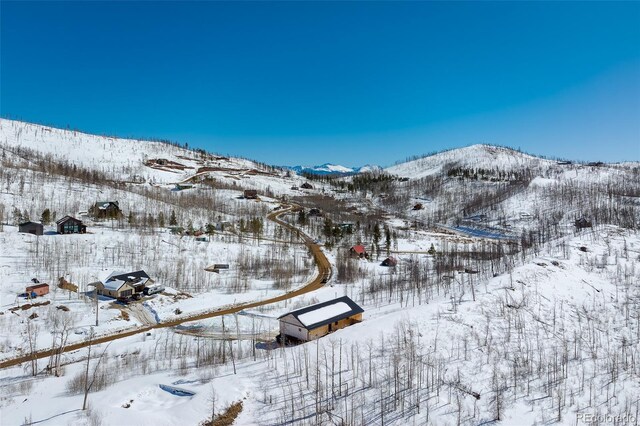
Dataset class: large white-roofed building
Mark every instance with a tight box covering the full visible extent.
[277,296,364,343]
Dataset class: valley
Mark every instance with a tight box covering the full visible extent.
[0,118,638,426]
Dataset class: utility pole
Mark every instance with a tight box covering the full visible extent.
[88,282,99,326]
[94,285,99,326]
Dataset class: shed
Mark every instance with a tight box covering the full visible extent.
[26,283,49,297]
[301,182,313,189]
[278,296,364,342]
[56,216,87,234]
[381,256,398,267]
[243,190,258,199]
[19,221,44,236]
[350,245,368,258]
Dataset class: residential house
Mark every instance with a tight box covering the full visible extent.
[278,296,364,342]
[381,256,398,267]
[301,182,313,189]
[89,201,122,219]
[56,216,87,234]
[244,190,258,199]
[97,270,153,299]
[575,218,593,229]
[350,245,368,258]
[174,183,194,191]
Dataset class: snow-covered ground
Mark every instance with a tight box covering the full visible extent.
[1,226,638,425]
[1,119,639,425]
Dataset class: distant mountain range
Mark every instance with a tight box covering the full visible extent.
[287,163,382,176]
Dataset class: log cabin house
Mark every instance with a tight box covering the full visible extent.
[277,296,364,343]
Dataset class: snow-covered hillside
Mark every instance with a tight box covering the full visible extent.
[0,119,319,195]
[0,119,639,426]
[386,144,556,178]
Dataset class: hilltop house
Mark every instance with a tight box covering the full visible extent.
[19,221,44,236]
[277,296,364,342]
[89,201,122,219]
[56,216,87,234]
[97,270,153,299]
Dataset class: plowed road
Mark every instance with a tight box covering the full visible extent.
[0,205,331,369]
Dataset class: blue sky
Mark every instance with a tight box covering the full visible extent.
[1,1,639,166]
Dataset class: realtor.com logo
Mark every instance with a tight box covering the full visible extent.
[577,412,637,424]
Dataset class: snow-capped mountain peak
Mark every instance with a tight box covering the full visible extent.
[287,163,381,175]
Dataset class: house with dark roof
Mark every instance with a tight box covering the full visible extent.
[19,221,44,236]
[381,256,398,267]
[89,201,122,219]
[96,270,153,299]
[277,296,364,342]
[56,216,87,234]
[575,218,593,229]
[243,189,258,199]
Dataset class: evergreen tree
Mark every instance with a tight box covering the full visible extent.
[297,209,307,225]
[41,208,51,224]
[384,225,391,255]
[373,223,381,258]
[169,210,177,226]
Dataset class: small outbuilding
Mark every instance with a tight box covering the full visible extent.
[278,296,364,342]
[19,221,44,236]
[26,283,49,297]
[56,216,87,234]
[381,256,398,267]
[301,182,313,189]
[350,245,368,258]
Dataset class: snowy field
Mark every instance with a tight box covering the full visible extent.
[1,226,638,425]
